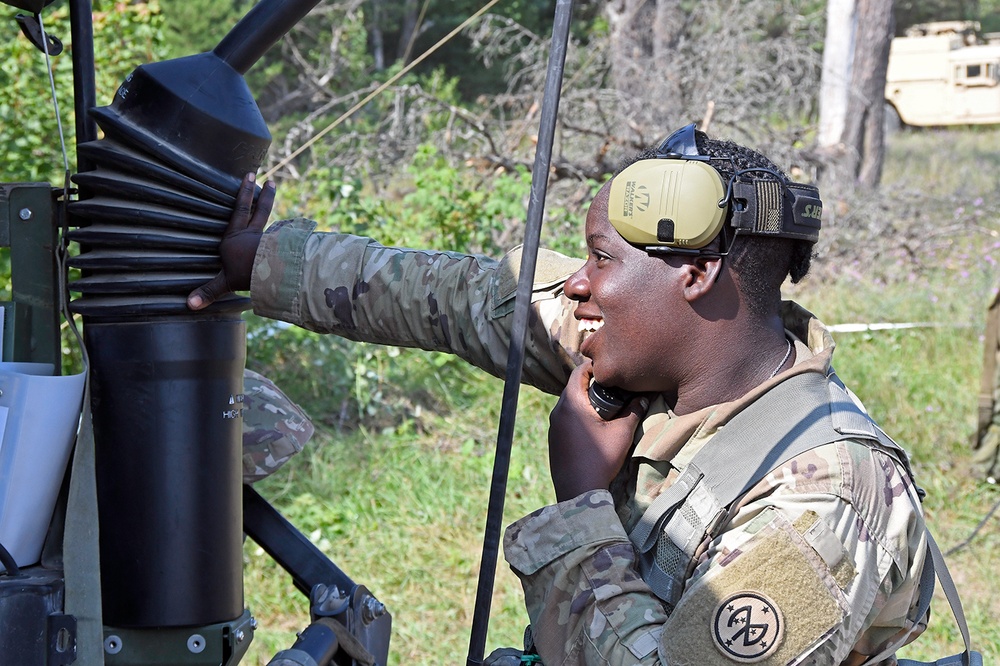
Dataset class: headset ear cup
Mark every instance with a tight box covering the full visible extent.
[608,160,727,249]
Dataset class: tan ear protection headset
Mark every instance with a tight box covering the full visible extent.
[608,124,823,255]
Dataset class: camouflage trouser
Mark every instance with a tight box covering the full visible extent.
[241,369,315,484]
[974,421,1000,483]
[975,292,1000,484]
[973,343,1000,483]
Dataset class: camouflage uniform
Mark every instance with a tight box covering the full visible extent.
[973,288,1000,482]
[250,219,928,665]
[241,368,315,484]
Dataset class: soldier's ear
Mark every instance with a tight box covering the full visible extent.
[680,256,723,302]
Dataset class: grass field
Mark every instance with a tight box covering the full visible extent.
[240,127,1000,664]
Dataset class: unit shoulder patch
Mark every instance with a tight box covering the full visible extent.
[711,591,784,662]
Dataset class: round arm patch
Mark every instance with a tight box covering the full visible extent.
[712,591,784,662]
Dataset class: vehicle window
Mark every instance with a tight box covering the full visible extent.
[958,62,998,86]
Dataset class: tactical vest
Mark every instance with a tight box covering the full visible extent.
[625,369,981,666]
[627,369,910,612]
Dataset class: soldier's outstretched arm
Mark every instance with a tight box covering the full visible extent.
[250,217,585,395]
[189,174,586,395]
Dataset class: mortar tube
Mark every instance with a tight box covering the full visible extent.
[87,317,245,627]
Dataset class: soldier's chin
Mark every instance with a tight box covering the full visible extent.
[589,360,617,386]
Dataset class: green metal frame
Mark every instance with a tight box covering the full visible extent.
[0,182,62,369]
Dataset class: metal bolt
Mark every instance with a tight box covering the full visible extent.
[312,583,350,616]
[18,208,32,221]
[250,616,258,631]
[187,634,206,654]
[361,596,386,623]
[235,629,246,643]
[104,635,123,655]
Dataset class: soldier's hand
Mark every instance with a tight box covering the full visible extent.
[187,172,275,310]
[484,647,526,666]
[547,360,648,502]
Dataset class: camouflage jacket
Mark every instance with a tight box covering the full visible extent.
[251,219,928,666]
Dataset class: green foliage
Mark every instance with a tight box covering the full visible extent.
[0,0,167,184]
[278,142,543,254]
[380,0,599,100]
[398,144,530,255]
[252,2,375,120]
[895,0,1000,34]
[245,310,488,432]
[276,165,392,235]
[158,0,251,58]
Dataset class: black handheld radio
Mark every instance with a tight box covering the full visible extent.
[587,382,634,420]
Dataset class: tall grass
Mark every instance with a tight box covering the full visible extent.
[241,128,1000,664]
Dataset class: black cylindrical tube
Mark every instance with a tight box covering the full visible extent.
[267,619,341,666]
[466,1,575,664]
[213,0,325,74]
[68,0,97,171]
[87,318,246,627]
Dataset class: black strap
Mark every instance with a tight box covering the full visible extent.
[925,532,976,666]
[889,533,981,666]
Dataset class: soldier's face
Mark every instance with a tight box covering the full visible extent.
[565,182,692,392]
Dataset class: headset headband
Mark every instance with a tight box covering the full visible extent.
[608,124,822,255]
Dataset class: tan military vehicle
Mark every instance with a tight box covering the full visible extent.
[885,21,1000,130]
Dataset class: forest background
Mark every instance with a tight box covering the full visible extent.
[3,0,1000,663]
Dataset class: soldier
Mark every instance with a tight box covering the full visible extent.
[973,289,1000,483]
[189,125,928,665]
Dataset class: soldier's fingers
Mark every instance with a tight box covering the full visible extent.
[186,273,230,311]
[248,180,275,233]
[229,172,258,230]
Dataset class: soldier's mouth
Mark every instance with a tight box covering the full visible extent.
[578,318,603,338]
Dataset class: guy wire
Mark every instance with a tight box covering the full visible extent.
[38,12,71,179]
[944,491,1000,557]
[38,11,90,370]
[261,0,503,181]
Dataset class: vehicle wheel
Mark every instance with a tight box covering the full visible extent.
[884,103,902,136]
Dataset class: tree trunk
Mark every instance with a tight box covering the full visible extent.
[370,0,386,71]
[652,0,684,60]
[396,0,420,64]
[817,0,855,148]
[840,0,894,190]
[606,0,646,92]
[607,0,685,131]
